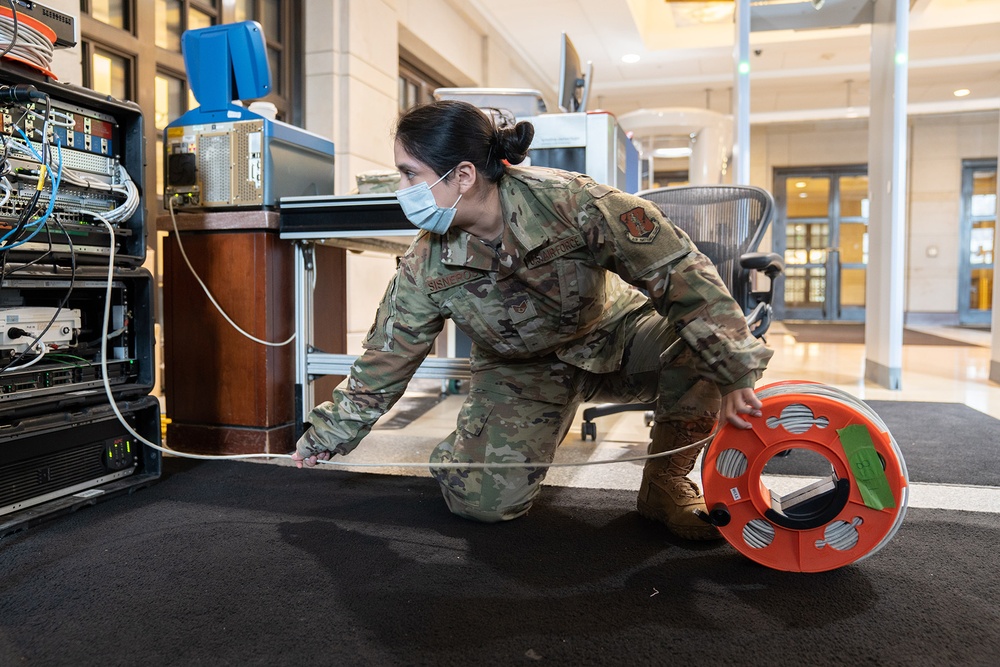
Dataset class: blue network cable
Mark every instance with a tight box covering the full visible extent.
[0,135,63,249]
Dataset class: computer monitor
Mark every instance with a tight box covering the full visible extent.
[557,32,592,113]
[182,21,271,112]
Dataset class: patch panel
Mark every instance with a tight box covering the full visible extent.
[0,67,145,266]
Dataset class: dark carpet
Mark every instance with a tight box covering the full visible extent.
[1,459,998,666]
[763,400,1000,487]
[782,323,977,346]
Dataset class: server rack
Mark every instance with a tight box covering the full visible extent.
[0,56,161,535]
[0,396,162,537]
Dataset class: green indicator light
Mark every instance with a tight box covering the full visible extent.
[895,52,907,65]
[738,61,750,75]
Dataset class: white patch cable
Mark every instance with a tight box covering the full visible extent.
[88,210,723,468]
[96,213,716,468]
[166,195,295,348]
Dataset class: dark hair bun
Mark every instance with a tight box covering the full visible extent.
[496,121,534,165]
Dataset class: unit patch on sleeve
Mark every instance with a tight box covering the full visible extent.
[619,206,659,243]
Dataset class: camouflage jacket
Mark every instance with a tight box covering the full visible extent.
[299,166,772,457]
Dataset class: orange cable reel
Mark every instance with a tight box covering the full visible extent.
[0,7,59,79]
[701,380,909,572]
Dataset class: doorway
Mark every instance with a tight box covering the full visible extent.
[773,167,869,321]
[959,159,996,326]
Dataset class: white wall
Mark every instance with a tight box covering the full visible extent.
[752,119,869,192]
[28,3,1000,349]
[754,112,998,321]
[908,113,998,316]
[304,0,552,197]
[304,1,998,347]
[303,0,553,352]
[45,0,83,85]
[15,0,83,84]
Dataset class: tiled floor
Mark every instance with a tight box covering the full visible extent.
[763,322,1000,418]
[295,322,1000,516]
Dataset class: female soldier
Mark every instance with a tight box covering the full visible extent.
[293,100,771,540]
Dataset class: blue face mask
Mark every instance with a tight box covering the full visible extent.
[395,168,463,235]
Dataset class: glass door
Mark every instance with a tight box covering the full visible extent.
[837,175,869,321]
[959,160,997,325]
[773,167,869,321]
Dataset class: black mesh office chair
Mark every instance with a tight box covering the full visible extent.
[580,184,785,440]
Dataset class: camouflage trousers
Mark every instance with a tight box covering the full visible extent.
[429,305,721,522]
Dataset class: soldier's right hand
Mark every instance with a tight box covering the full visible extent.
[291,450,332,468]
[292,426,338,468]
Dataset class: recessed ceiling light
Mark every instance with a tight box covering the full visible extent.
[795,181,807,188]
[954,88,971,97]
[652,147,692,158]
[621,54,640,64]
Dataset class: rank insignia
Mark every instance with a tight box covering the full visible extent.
[507,296,537,323]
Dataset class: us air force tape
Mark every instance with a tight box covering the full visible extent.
[701,381,909,573]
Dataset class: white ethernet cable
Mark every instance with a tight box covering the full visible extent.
[0,9,55,71]
[2,341,47,371]
[97,209,715,468]
[166,194,295,348]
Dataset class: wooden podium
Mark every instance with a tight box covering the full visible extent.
[159,209,345,455]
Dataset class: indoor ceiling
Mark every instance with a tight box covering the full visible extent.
[466,0,1000,124]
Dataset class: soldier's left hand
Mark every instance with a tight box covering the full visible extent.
[721,387,762,429]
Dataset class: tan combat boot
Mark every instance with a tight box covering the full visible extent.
[636,421,720,541]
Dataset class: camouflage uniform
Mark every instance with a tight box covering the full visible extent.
[298,166,773,523]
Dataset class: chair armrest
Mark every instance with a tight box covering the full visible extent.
[740,252,784,277]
